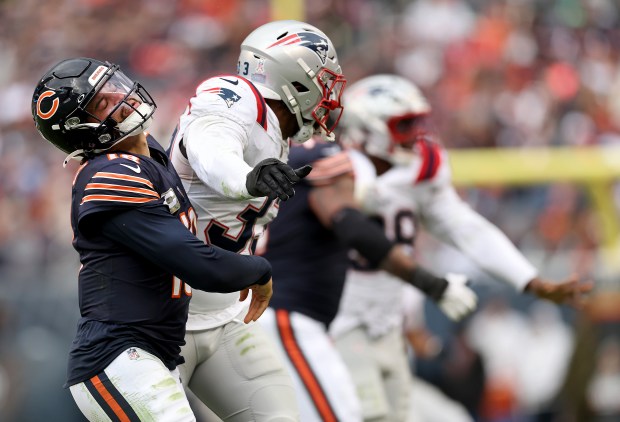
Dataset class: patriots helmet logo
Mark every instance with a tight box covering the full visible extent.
[369,86,402,104]
[268,32,330,64]
[206,87,242,108]
[369,87,390,96]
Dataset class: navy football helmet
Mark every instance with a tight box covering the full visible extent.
[32,57,156,162]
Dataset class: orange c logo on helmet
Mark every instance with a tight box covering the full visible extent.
[36,90,60,120]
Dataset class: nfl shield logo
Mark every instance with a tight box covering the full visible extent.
[127,348,140,360]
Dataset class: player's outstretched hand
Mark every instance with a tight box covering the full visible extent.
[437,273,478,321]
[246,158,312,201]
[525,274,593,308]
[240,278,273,323]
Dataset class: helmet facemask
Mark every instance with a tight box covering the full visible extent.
[287,65,346,143]
[76,69,155,152]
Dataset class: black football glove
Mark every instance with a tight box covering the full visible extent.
[246,158,312,201]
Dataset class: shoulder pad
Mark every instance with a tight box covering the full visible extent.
[79,157,160,207]
[192,75,268,130]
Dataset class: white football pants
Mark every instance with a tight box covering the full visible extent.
[334,326,411,422]
[179,312,299,422]
[260,307,362,422]
[69,347,195,421]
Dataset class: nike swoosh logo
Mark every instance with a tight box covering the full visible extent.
[220,77,239,85]
[120,163,141,174]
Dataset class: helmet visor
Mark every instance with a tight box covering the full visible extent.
[84,70,154,132]
[386,112,431,148]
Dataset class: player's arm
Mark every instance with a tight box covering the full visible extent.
[402,285,442,359]
[418,176,592,306]
[88,204,272,293]
[185,115,310,202]
[308,172,476,321]
[185,114,254,199]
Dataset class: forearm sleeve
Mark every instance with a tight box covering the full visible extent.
[100,205,272,292]
[408,267,448,301]
[331,207,394,267]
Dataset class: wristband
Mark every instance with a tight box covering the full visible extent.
[409,267,448,301]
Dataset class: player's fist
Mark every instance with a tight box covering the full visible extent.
[246,158,312,201]
[437,273,478,321]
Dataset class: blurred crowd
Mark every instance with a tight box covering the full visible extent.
[1,0,620,421]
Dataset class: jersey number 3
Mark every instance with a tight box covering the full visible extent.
[205,200,273,254]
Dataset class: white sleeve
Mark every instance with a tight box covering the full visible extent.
[347,149,377,205]
[402,284,426,332]
[185,114,254,200]
[418,176,537,291]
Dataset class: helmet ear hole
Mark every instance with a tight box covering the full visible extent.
[292,82,309,93]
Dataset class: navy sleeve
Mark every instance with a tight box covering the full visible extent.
[99,204,272,292]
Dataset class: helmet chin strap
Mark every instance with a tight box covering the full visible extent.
[291,123,314,143]
[315,126,335,142]
[63,149,85,168]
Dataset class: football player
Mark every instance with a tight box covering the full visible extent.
[329,74,594,421]
[32,57,273,422]
[256,136,478,421]
[168,20,346,421]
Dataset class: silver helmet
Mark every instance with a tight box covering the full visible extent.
[238,20,346,142]
[339,74,432,163]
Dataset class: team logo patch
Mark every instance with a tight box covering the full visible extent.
[163,188,181,214]
[126,348,140,360]
[36,90,60,120]
[205,87,241,108]
[267,32,329,64]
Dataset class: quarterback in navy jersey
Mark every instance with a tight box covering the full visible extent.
[258,139,477,421]
[32,57,272,422]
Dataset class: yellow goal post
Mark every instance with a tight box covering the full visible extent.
[448,146,620,273]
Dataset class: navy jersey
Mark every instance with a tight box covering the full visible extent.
[262,140,354,327]
[66,135,196,386]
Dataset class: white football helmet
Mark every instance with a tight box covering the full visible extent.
[238,20,346,142]
[339,74,432,163]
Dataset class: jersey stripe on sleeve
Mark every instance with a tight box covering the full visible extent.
[80,171,160,205]
[415,139,442,183]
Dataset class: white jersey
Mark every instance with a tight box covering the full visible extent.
[331,141,537,338]
[170,75,287,330]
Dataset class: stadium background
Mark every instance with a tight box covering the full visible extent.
[1,0,619,420]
